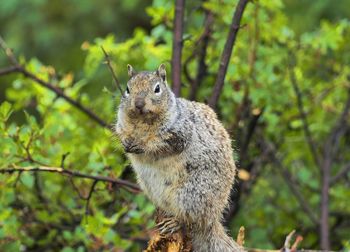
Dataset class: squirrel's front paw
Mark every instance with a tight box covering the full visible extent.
[156,217,181,235]
[122,139,144,154]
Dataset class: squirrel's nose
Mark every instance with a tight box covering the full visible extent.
[135,98,145,110]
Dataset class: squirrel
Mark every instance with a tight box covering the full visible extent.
[115,64,243,252]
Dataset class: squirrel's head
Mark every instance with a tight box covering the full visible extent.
[119,64,174,122]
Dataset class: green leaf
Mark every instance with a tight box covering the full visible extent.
[0,101,13,122]
[21,173,34,188]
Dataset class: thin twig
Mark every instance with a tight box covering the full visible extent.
[0,166,141,193]
[100,46,124,97]
[171,0,185,97]
[260,139,319,225]
[289,53,322,169]
[208,0,249,108]
[283,230,295,250]
[190,9,213,100]
[291,235,303,252]
[13,171,23,188]
[69,177,86,199]
[236,226,245,246]
[325,88,350,163]
[85,180,99,216]
[330,162,350,185]
[0,37,110,129]
[0,36,19,65]
[0,65,19,76]
[319,89,350,250]
[0,67,110,129]
[60,152,70,168]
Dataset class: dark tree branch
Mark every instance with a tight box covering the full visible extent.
[183,8,214,100]
[331,162,350,185]
[60,152,70,168]
[85,180,99,216]
[289,58,322,169]
[224,109,265,225]
[0,64,110,129]
[260,139,319,226]
[183,55,195,87]
[33,172,50,207]
[0,36,19,65]
[208,0,249,109]
[171,0,185,97]
[0,36,110,129]
[101,46,125,97]
[320,152,331,250]
[240,107,264,161]
[21,68,110,128]
[325,88,350,162]
[0,166,140,193]
[319,88,350,250]
[69,176,86,200]
[190,10,214,100]
[223,10,261,221]
[0,65,19,76]
[13,171,22,188]
[224,144,267,226]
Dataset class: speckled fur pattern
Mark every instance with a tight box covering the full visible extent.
[115,65,243,252]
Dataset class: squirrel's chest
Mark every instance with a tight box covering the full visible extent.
[129,154,186,210]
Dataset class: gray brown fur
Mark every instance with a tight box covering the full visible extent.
[115,64,243,252]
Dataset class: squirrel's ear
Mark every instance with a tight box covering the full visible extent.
[156,63,166,82]
[127,64,136,77]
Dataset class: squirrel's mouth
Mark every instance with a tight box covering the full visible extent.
[128,108,151,118]
[135,107,148,115]
[127,108,160,124]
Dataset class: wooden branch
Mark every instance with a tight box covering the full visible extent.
[284,230,296,250]
[183,10,213,101]
[0,36,110,129]
[330,161,350,185]
[208,0,249,109]
[260,139,319,226]
[289,53,330,249]
[240,107,264,161]
[0,166,140,193]
[0,65,19,75]
[145,221,333,252]
[22,68,110,128]
[0,36,19,65]
[0,67,109,129]
[320,156,331,249]
[101,46,125,97]
[85,180,99,216]
[236,226,245,246]
[171,0,185,97]
[189,9,214,100]
[289,57,322,168]
[319,89,349,250]
[223,110,265,225]
[325,88,350,163]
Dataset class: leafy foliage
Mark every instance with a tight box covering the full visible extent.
[1,0,350,251]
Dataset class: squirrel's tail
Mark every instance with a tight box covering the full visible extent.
[191,221,244,252]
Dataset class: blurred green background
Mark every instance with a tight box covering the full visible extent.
[0,0,350,251]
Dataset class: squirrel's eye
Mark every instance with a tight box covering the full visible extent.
[125,87,130,96]
[154,84,160,94]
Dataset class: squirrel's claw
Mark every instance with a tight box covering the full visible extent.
[157,218,181,235]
